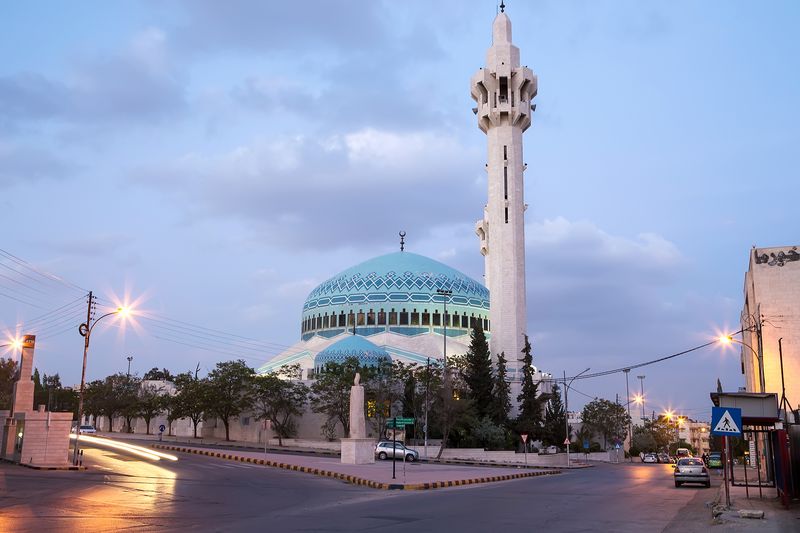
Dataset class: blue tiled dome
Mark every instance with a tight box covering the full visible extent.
[300,252,490,340]
[313,336,390,372]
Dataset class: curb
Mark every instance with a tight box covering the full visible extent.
[0,457,86,471]
[152,444,561,490]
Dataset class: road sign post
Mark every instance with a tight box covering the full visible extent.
[521,433,528,466]
[711,407,742,507]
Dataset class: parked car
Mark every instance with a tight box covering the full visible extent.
[674,457,710,488]
[657,453,671,464]
[71,424,97,434]
[642,453,658,463]
[375,441,419,462]
[706,452,723,469]
[675,447,691,460]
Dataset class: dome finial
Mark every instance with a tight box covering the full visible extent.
[499,1,505,13]
[399,231,406,252]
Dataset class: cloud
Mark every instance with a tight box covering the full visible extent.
[0,28,185,128]
[131,127,483,250]
[0,141,75,188]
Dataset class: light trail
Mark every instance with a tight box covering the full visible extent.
[70,434,178,462]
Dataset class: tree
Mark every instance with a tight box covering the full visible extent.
[543,383,567,447]
[115,374,142,433]
[632,417,674,453]
[161,393,179,436]
[310,357,361,438]
[490,352,511,427]
[138,382,166,435]
[463,324,493,420]
[33,368,45,409]
[251,364,309,446]
[516,335,543,439]
[206,359,255,441]
[364,359,403,437]
[0,357,17,410]
[581,398,631,450]
[143,367,174,381]
[434,357,471,459]
[173,372,209,438]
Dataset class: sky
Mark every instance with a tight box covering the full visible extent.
[1,1,799,422]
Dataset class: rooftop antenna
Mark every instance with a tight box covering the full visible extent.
[399,231,406,252]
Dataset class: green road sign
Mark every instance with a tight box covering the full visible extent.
[386,417,415,428]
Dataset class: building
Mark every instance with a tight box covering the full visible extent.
[740,245,800,413]
[677,419,711,456]
[472,7,537,391]
[259,251,491,377]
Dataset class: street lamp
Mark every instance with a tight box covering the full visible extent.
[73,303,132,465]
[436,289,452,368]
[718,333,764,393]
[564,367,590,468]
[637,375,646,419]
[0,338,23,352]
[126,355,133,377]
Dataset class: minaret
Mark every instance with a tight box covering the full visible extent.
[472,8,537,387]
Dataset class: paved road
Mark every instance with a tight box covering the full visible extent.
[0,445,719,532]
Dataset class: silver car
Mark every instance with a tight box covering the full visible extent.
[375,441,419,462]
[674,457,710,488]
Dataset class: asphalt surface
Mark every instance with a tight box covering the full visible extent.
[0,444,722,532]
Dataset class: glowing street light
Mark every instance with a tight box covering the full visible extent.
[718,332,764,393]
[0,338,23,352]
[73,295,134,466]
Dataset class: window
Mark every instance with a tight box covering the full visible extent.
[339,312,346,327]
[389,310,398,325]
[378,309,386,325]
[422,311,430,326]
[461,314,469,328]
[367,310,375,325]
[399,309,409,325]
[410,310,419,326]
[505,206,509,223]
[483,318,489,331]
[504,166,508,200]
[499,76,508,103]
[242,417,250,426]
[357,311,365,326]
[323,314,329,329]
[432,311,441,326]
[470,315,476,329]
[348,312,355,326]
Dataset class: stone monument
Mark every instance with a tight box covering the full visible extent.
[1,335,74,466]
[340,373,375,464]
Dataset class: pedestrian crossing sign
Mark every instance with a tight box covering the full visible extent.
[711,407,742,436]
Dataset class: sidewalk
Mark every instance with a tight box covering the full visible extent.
[149,442,562,490]
[712,475,800,531]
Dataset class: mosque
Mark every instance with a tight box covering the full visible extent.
[258,7,548,391]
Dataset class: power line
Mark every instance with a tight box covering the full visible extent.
[0,248,88,294]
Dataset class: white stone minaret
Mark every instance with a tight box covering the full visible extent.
[472,9,536,385]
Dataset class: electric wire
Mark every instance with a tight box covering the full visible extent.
[0,248,88,294]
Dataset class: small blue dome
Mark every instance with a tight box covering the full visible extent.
[314,336,390,371]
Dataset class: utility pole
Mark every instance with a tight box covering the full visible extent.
[424,357,429,460]
[73,291,96,465]
[624,368,632,462]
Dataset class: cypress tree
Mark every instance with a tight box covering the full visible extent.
[463,323,494,419]
[491,352,511,427]
[516,335,542,437]
[544,382,567,446]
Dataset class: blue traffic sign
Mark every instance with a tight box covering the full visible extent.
[159,424,166,433]
[711,407,742,437]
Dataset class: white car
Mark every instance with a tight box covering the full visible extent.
[76,425,97,434]
[642,453,658,463]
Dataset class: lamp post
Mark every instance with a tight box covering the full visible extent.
[719,333,764,393]
[73,296,130,465]
[126,355,133,377]
[436,289,452,368]
[0,339,23,352]
[564,367,590,468]
[636,375,646,419]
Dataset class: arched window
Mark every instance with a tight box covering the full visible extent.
[389,309,398,325]
[421,310,430,326]
[377,309,386,325]
[399,309,409,325]
[339,312,346,327]
[410,309,419,326]
[323,314,329,329]
[367,309,376,325]
[432,310,441,326]
[357,311,365,326]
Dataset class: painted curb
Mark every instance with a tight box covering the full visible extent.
[0,457,86,470]
[152,444,561,490]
